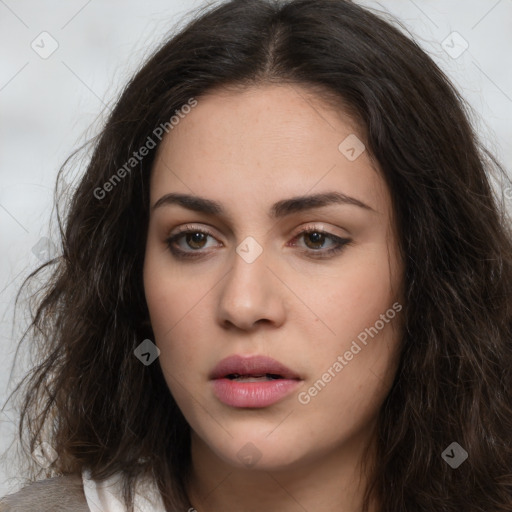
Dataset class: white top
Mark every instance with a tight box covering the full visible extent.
[82,468,167,512]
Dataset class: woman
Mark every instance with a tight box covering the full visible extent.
[1,0,511,510]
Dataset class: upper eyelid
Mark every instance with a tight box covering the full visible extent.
[169,222,347,239]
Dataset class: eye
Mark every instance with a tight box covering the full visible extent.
[288,227,352,259]
[165,225,219,259]
[165,225,352,260]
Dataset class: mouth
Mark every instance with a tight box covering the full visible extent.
[210,354,302,408]
[225,373,285,382]
[210,354,301,381]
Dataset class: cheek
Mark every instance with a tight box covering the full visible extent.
[144,281,197,365]
[143,240,205,336]
[301,301,401,441]
[299,243,402,400]
[144,275,201,401]
[143,248,212,384]
[308,243,399,341]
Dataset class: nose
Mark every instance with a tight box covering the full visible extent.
[216,244,286,331]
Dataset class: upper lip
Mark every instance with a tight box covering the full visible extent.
[210,354,301,380]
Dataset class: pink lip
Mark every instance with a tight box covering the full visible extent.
[211,379,301,408]
[210,354,302,408]
[210,354,300,380]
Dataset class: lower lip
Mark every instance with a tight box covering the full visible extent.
[211,378,302,408]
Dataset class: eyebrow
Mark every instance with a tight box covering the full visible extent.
[152,191,376,218]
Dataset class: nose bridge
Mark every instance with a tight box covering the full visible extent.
[217,234,284,329]
[225,235,271,303]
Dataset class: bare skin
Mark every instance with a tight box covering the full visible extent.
[143,83,404,512]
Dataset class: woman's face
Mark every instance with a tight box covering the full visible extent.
[143,84,404,473]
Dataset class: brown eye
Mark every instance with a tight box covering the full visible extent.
[165,226,219,259]
[290,228,352,259]
[303,231,327,250]
[183,232,208,250]
[165,226,352,261]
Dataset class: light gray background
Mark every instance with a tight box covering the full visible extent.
[1,0,511,496]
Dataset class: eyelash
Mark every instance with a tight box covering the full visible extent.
[165,224,352,260]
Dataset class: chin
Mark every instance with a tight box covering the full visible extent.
[208,433,310,472]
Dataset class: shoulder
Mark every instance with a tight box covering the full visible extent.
[0,474,90,512]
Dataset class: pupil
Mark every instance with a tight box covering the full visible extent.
[188,233,206,249]
[307,232,324,248]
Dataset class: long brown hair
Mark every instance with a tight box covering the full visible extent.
[3,0,512,510]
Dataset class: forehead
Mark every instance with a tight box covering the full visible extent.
[149,84,389,219]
